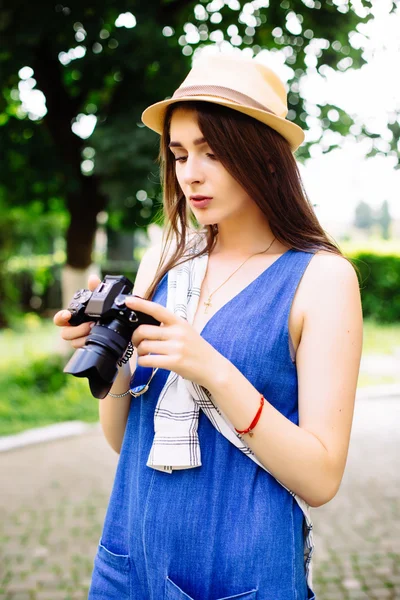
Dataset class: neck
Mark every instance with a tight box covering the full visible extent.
[211,218,276,257]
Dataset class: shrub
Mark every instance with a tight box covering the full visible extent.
[349,252,400,323]
[0,353,98,436]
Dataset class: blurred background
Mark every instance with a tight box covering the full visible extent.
[0,0,399,599]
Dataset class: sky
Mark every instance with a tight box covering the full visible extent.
[17,2,400,230]
[298,2,400,227]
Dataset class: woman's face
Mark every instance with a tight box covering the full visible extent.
[169,107,254,227]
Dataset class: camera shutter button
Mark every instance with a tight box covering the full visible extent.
[114,295,125,307]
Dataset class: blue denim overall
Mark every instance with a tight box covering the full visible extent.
[88,249,317,600]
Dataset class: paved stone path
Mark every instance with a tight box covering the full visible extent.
[0,396,399,600]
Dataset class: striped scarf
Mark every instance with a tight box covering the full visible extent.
[146,238,314,589]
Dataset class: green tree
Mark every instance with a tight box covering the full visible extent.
[0,200,19,327]
[376,199,392,240]
[354,200,374,231]
[1,0,396,311]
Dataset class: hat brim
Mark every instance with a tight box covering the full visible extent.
[141,96,305,152]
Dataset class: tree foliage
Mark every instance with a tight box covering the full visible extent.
[354,200,374,230]
[354,199,393,238]
[376,200,392,240]
[1,0,395,282]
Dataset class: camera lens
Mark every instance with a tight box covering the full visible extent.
[64,321,132,399]
[63,275,160,399]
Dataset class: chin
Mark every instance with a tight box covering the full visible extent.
[189,211,215,226]
[195,218,218,228]
[189,205,224,229]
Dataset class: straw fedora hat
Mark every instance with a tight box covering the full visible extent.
[141,53,305,152]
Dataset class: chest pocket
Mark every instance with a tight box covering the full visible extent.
[165,575,257,600]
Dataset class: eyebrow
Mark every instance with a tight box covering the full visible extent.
[168,137,207,149]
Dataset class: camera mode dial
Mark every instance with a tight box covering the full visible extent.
[73,289,92,303]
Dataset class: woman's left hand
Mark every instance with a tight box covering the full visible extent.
[126,296,223,389]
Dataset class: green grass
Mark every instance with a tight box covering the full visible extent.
[0,314,58,367]
[0,314,399,436]
[362,320,400,355]
[0,374,98,436]
[341,239,400,257]
[357,374,399,388]
[0,313,98,436]
[357,319,400,388]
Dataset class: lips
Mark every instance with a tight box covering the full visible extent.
[189,196,213,209]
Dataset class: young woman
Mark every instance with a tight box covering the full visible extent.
[55,54,363,599]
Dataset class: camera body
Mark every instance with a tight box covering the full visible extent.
[63,275,160,399]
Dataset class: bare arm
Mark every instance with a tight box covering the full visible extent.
[99,243,165,453]
[204,253,363,507]
[55,243,166,454]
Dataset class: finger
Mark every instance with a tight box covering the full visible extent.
[54,310,72,327]
[62,321,94,341]
[70,336,89,349]
[136,340,169,356]
[125,296,178,326]
[137,353,172,370]
[132,324,165,346]
[88,273,101,292]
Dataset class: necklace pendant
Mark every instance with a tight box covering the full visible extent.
[204,297,212,314]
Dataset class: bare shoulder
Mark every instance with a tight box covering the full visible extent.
[133,237,178,297]
[304,249,358,285]
[300,249,361,317]
[294,250,360,319]
[132,229,204,297]
[133,243,164,297]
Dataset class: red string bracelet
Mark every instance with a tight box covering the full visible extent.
[234,395,265,437]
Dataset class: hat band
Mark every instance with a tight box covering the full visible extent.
[172,85,276,115]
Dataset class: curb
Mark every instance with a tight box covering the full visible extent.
[0,385,399,454]
[0,421,101,453]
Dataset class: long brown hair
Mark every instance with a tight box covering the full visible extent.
[145,101,344,300]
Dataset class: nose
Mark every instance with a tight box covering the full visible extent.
[182,155,205,186]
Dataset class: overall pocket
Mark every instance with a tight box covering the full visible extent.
[165,577,195,600]
[217,590,258,600]
[88,540,130,600]
[164,576,257,600]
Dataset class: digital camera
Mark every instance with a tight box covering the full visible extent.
[63,275,160,399]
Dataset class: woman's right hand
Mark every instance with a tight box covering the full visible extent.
[53,274,101,349]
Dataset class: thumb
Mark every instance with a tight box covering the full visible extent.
[88,273,101,292]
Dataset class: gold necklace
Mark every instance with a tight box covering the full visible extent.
[203,237,276,314]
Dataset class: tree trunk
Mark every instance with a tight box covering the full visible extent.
[66,174,107,269]
[33,40,108,304]
[61,263,101,313]
[59,175,107,320]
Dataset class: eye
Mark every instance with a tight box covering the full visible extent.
[174,156,187,162]
[206,153,217,160]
